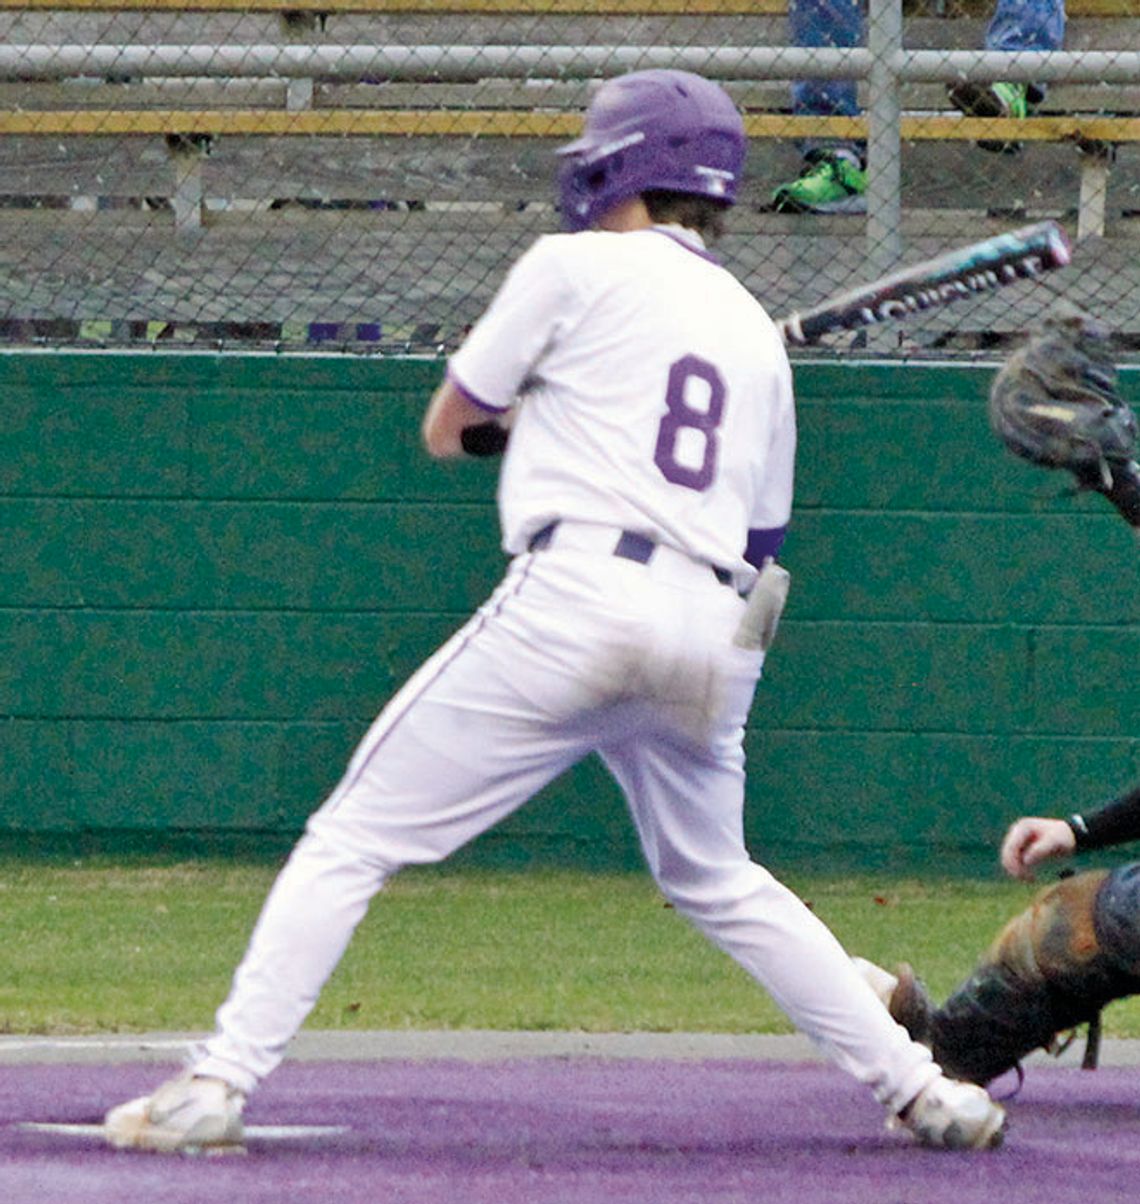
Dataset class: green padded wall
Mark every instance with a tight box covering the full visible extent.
[3,350,1138,873]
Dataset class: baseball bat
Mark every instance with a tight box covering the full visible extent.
[776,220,1072,346]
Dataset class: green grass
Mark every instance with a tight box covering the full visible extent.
[3,861,1139,1038]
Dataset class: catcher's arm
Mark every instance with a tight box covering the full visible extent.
[1001,784,1140,879]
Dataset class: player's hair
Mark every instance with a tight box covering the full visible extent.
[641,190,729,241]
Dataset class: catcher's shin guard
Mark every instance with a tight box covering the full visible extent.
[923,867,1140,1084]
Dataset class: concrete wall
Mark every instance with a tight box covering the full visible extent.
[3,350,1138,873]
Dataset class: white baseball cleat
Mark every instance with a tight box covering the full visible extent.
[896,1074,1006,1150]
[103,1072,246,1154]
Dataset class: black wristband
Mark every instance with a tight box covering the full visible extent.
[460,421,510,458]
[1066,813,1091,849]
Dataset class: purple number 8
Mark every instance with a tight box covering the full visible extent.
[653,354,725,491]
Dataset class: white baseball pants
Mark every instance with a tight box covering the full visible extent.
[193,525,937,1113]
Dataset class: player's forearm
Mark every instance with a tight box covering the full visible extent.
[1068,783,1140,851]
[422,375,508,459]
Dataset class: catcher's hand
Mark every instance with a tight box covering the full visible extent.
[989,308,1140,527]
[1000,816,1078,881]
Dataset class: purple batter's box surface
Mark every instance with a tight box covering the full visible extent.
[1,1059,1137,1204]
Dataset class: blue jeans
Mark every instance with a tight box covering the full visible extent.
[790,0,1066,160]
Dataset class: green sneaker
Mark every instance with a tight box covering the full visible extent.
[947,81,1029,153]
[771,153,867,215]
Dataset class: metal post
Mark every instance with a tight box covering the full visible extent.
[1077,142,1113,241]
[865,0,903,351]
[281,11,320,112]
[166,133,211,232]
[865,0,902,281]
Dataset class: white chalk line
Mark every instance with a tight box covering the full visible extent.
[1,1036,195,1052]
[18,1122,349,1140]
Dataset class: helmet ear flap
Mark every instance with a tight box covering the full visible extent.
[562,161,611,224]
[586,152,624,193]
[558,152,628,232]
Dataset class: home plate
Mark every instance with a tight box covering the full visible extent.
[20,1122,348,1141]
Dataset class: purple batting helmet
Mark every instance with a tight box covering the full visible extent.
[556,69,747,233]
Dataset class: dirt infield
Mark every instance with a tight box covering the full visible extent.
[1,1038,1138,1203]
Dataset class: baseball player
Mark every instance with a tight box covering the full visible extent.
[102,69,1003,1154]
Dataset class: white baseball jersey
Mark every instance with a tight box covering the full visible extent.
[448,225,795,578]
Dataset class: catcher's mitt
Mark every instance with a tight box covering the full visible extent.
[989,309,1140,526]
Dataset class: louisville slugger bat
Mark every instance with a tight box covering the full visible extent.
[776,220,1072,346]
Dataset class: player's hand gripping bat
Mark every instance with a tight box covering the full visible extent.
[776,220,1072,347]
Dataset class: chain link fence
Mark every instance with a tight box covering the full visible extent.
[0,0,1137,357]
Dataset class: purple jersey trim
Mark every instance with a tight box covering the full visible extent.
[447,368,510,415]
[744,526,787,569]
[648,226,721,266]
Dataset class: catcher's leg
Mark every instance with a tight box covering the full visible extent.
[882,867,1140,1085]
